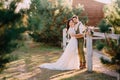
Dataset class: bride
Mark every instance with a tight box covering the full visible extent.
[39,19,80,70]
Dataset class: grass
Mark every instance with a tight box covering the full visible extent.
[62,71,116,80]
[0,41,117,80]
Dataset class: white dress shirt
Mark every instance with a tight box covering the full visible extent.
[74,21,86,34]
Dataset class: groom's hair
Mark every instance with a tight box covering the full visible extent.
[72,15,78,19]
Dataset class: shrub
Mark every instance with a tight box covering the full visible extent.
[98,0,120,73]
[104,0,120,34]
[100,57,111,64]
[0,0,30,72]
[96,40,105,51]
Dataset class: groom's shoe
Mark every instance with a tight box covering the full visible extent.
[79,62,83,69]
[79,62,86,69]
[80,66,83,69]
[82,62,86,69]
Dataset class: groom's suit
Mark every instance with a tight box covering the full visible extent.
[75,22,86,64]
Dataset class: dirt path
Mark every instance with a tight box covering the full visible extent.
[0,42,117,80]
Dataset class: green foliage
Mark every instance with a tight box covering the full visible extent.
[28,32,41,42]
[0,1,21,27]
[0,54,19,70]
[28,0,87,46]
[0,1,29,72]
[98,38,120,73]
[0,27,26,53]
[111,39,119,65]
[104,0,120,33]
[98,19,112,47]
[96,40,105,51]
[104,38,120,62]
[8,54,19,62]
[99,1,120,72]
[0,10,21,25]
[100,57,111,64]
[98,19,111,33]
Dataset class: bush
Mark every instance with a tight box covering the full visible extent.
[0,0,29,72]
[104,0,120,33]
[100,57,111,64]
[98,20,111,33]
[98,1,120,73]
[96,40,105,51]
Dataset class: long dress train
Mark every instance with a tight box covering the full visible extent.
[39,27,79,70]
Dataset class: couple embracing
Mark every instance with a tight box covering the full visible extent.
[40,15,86,70]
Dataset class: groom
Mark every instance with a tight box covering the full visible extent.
[72,15,86,69]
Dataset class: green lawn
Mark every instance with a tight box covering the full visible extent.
[0,41,117,80]
[62,71,116,80]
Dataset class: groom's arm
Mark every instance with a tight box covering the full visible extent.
[71,34,84,38]
[75,34,84,38]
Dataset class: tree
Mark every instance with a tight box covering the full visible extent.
[0,0,30,72]
[28,0,88,46]
[98,19,111,46]
[96,0,120,74]
[104,0,120,33]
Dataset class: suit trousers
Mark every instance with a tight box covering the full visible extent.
[77,38,86,63]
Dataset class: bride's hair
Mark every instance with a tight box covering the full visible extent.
[66,19,73,32]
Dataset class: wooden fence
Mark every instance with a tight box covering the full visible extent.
[62,26,120,72]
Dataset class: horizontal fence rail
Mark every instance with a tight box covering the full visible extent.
[62,26,120,72]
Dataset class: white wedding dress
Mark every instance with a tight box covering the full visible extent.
[39,27,80,70]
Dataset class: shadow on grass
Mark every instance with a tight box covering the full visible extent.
[0,42,117,80]
[0,42,62,80]
[61,71,117,80]
[29,69,116,80]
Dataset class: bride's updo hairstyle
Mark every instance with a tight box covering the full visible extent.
[66,19,73,32]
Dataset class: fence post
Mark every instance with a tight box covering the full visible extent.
[63,28,67,50]
[86,30,93,72]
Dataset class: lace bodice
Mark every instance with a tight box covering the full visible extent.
[68,27,76,37]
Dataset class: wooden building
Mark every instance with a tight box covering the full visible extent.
[72,0,106,26]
